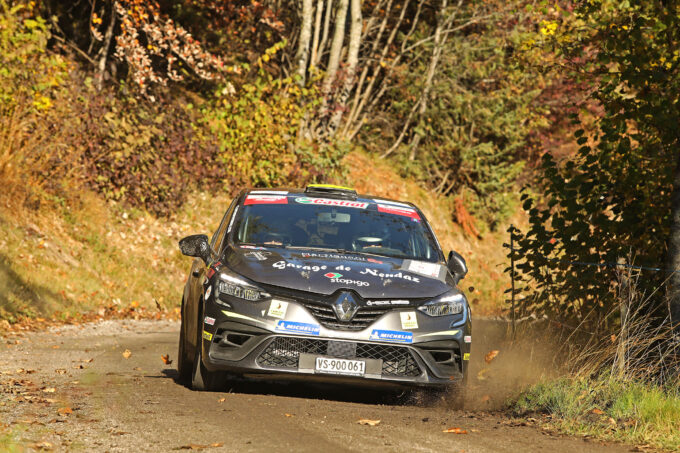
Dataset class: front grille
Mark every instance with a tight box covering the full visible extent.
[257,336,421,377]
[301,301,391,331]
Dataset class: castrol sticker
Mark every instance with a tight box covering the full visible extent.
[294,197,368,209]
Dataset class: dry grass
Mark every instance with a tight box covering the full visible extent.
[513,264,680,451]
[0,189,231,322]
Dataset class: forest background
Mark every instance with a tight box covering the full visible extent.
[1,0,679,449]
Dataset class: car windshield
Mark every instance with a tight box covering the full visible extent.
[232,196,441,261]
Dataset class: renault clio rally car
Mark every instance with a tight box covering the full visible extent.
[177,185,471,393]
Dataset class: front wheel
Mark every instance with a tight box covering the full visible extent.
[177,305,192,385]
[191,343,224,391]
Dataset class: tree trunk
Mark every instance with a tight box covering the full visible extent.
[321,0,349,96]
[95,1,116,91]
[408,0,461,160]
[327,0,362,134]
[666,155,680,332]
[295,0,314,86]
[310,0,324,68]
[315,0,334,66]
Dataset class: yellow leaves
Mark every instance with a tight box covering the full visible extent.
[92,13,103,25]
[32,95,52,111]
[539,20,558,36]
[122,349,132,359]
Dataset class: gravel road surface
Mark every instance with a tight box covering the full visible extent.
[0,320,634,452]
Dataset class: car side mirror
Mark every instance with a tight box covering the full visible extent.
[179,234,212,264]
[447,250,467,284]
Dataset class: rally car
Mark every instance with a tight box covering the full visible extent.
[177,185,471,394]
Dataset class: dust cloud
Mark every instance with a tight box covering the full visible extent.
[460,318,562,411]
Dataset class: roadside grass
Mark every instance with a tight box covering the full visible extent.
[514,375,680,451]
[0,189,231,324]
[0,423,26,452]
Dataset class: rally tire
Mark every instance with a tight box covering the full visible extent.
[191,304,224,391]
[191,345,223,391]
[177,303,192,385]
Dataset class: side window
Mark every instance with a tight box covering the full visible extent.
[210,198,237,253]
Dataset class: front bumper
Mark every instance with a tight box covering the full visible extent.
[201,298,470,386]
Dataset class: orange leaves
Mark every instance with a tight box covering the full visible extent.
[122,349,132,359]
[161,354,172,365]
[57,407,73,416]
[442,427,468,434]
[484,350,500,364]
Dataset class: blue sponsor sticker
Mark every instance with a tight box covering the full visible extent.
[275,320,321,336]
[370,329,413,343]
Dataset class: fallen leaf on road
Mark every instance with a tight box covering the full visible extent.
[81,358,93,363]
[484,350,499,364]
[122,349,132,359]
[476,368,491,381]
[73,365,84,369]
[55,369,67,374]
[177,443,224,450]
[57,407,72,416]
[29,441,53,450]
[161,354,172,365]
[591,408,604,415]
[217,398,226,403]
[358,419,381,426]
[284,413,294,417]
[443,427,468,434]
[42,387,56,393]
[133,367,142,371]
[480,395,491,403]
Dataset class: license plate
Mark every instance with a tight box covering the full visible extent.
[315,357,365,376]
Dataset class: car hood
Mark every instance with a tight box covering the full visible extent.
[224,246,453,299]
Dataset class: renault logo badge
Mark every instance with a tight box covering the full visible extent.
[332,292,359,322]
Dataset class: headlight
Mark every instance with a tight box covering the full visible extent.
[214,271,269,304]
[417,293,466,317]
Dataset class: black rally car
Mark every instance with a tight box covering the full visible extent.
[177,185,471,392]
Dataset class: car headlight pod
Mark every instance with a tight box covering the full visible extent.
[417,292,466,317]
[214,271,269,303]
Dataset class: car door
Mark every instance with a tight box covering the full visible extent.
[184,197,239,354]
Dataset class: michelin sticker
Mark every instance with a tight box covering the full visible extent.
[267,300,288,319]
[275,320,321,336]
[369,329,413,343]
[400,311,418,329]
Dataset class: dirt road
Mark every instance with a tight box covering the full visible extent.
[1,320,632,452]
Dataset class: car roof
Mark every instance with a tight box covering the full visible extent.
[242,185,419,210]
